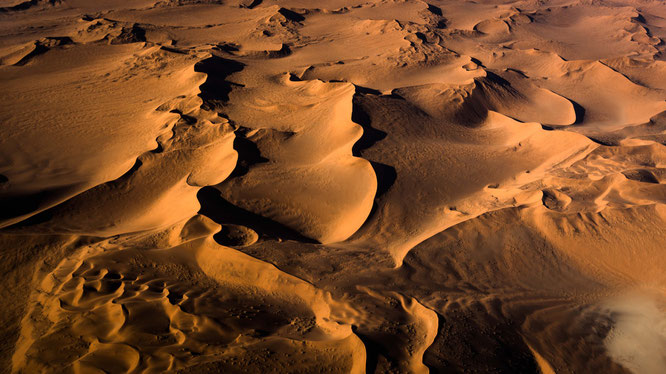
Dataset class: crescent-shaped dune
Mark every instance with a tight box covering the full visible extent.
[1,0,666,373]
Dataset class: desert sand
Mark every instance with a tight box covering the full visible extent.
[1,0,665,373]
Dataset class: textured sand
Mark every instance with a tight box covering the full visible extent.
[1,0,666,373]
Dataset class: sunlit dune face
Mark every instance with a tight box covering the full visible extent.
[1,0,665,373]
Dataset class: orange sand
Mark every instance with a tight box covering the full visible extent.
[1,0,665,373]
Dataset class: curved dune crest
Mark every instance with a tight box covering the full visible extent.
[219,157,376,244]
[217,74,377,243]
[2,0,666,372]
[4,88,238,236]
[0,44,209,228]
[347,86,593,263]
[13,217,366,373]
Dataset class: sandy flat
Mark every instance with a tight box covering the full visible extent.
[1,0,666,373]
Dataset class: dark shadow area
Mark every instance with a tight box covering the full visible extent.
[108,159,143,185]
[369,162,397,198]
[423,309,540,374]
[197,187,317,244]
[571,100,586,124]
[632,13,646,24]
[354,85,381,95]
[265,44,291,58]
[470,57,486,69]
[110,24,146,44]
[169,109,197,125]
[566,97,586,124]
[427,3,442,16]
[14,36,73,66]
[622,169,659,184]
[435,19,447,29]
[352,326,382,374]
[585,136,617,146]
[194,55,245,110]
[159,45,189,54]
[243,0,262,9]
[0,193,44,223]
[0,185,76,227]
[351,92,397,199]
[277,7,305,22]
[2,157,147,230]
[351,97,387,155]
[484,71,512,87]
[216,43,240,53]
[227,129,269,178]
[0,0,58,12]
[246,43,292,59]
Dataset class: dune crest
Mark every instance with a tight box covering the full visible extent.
[1,0,666,372]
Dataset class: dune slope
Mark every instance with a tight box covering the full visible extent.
[1,0,666,373]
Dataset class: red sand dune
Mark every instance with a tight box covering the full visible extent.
[1,0,665,373]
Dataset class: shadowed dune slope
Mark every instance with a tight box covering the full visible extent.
[1,0,666,373]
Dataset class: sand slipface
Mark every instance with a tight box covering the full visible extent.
[1,0,665,373]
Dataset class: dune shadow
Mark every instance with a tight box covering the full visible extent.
[0,184,77,229]
[0,192,45,223]
[197,187,317,244]
[423,308,541,373]
[351,326,382,374]
[352,96,387,154]
[0,0,58,13]
[227,129,269,178]
[351,89,397,198]
[570,99,586,124]
[242,0,262,9]
[369,162,397,198]
[194,55,245,109]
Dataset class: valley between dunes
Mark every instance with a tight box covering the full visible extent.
[1,0,666,373]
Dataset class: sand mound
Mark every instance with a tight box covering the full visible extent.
[1,0,665,372]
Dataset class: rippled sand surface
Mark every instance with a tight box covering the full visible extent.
[1,0,666,372]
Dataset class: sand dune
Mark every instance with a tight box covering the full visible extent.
[1,0,666,373]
